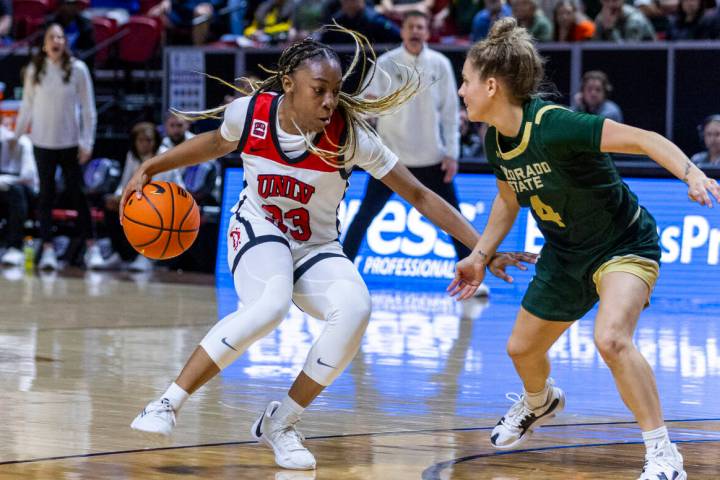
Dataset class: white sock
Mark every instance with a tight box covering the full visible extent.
[642,426,671,452]
[272,394,305,425]
[524,382,550,409]
[161,382,189,412]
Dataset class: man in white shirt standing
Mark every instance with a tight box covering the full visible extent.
[0,121,37,266]
[343,11,488,294]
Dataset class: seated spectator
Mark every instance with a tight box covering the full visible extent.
[150,0,224,45]
[470,0,511,40]
[512,0,553,41]
[634,0,675,38]
[0,121,37,267]
[0,0,10,44]
[432,0,482,38]
[160,113,195,153]
[289,0,326,40]
[322,0,401,44]
[594,0,656,40]
[692,115,720,167]
[554,0,596,41]
[51,0,96,65]
[697,4,720,38]
[459,107,484,159]
[243,0,295,43]
[668,0,704,38]
[571,70,624,122]
[99,122,183,271]
[376,0,434,23]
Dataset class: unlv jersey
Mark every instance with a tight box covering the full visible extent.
[231,92,353,245]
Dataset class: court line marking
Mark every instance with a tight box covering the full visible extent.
[421,438,720,480]
[0,417,718,466]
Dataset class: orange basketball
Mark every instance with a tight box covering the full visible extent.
[122,181,200,260]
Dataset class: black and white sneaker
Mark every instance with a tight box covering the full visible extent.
[490,379,565,450]
[637,443,686,480]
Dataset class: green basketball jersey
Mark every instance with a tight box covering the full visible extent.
[485,97,645,258]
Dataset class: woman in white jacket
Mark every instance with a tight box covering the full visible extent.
[15,23,99,270]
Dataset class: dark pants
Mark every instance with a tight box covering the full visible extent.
[34,146,94,243]
[342,163,471,261]
[0,184,31,249]
[103,203,138,261]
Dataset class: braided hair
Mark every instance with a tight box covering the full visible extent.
[175,24,420,168]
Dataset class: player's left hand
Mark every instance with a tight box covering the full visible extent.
[441,156,458,183]
[488,251,538,283]
[687,170,720,207]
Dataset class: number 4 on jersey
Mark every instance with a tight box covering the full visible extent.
[530,195,566,227]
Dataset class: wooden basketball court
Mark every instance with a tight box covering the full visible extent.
[1,270,718,479]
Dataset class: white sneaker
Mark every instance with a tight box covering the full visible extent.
[128,255,153,272]
[638,443,686,480]
[1,247,24,266]
[251,401,316,470]
[490,379,565,450]
[85,244,105,270]
[38,247,58,270]
[473,283,490,297]
[130,398,176,437]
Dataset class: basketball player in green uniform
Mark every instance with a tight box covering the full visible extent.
[449,18,720,480]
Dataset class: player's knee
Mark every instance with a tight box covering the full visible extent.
[506,336,534,360]
[594,330,632,364]
[332,282,371,332]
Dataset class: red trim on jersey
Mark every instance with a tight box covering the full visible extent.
[241,92,347,173]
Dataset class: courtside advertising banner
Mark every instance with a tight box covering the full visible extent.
[217,169,720,301]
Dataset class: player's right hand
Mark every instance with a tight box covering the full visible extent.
[448,256,487,301]
[119,167,152,225]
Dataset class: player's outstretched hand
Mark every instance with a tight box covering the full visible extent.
[488,251,538,283]
[448,255,486,301]
[687,170,720,208]
[119,166,152,225]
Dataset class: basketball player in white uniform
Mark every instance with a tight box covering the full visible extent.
[124,33,530,470]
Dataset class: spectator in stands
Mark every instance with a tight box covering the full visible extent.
[431,0,481,38]
[227,0,247,36]
[470,0,511,40]
[98,122,181,271]
[553,0,596,41]
[0,120,37,267]
[322,0,401,44]
[594,0,656,40]
[0,0,11,43]
[668,0,704,38]
[376,0,434,23]
[571,70,624,123]
[511,0,553,41]
[51,0,96,64]
[243,0,295,43]
[150,0,224,45]
[459,107,484,159]
[289,0,325,40]
[15,24,100,270]
[692,115,720,167]
[634,0,675,38]
[160,113,195,153]
[696,3,720,38]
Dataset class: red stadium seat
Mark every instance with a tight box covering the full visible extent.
[91,16,118,66]
[139,0,161,14]
[12,0,49,19]
[118,15,162,64]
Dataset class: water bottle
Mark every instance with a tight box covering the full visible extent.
[23,236,34,271]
